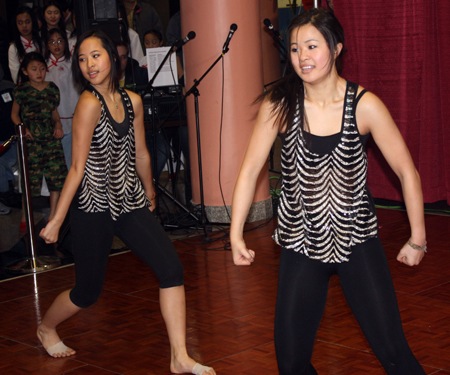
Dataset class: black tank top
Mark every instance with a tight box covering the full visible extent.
[273,81,378,263]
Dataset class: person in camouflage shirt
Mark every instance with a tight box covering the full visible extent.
[11,51,67,229]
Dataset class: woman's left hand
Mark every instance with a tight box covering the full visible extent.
[396,242,425,266]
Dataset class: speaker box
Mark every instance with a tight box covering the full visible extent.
[73,0,121,44]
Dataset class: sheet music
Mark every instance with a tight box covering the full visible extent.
[146,47,178,87]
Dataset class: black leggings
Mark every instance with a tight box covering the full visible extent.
[69,207,184,308]
[275,237,425,375]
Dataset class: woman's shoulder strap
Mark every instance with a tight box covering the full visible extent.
[346,81,368,109]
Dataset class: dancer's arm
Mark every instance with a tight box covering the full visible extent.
[356,92,426,266]
[230,98,279,266]
[128,90,156,210]
[40,91,100,243]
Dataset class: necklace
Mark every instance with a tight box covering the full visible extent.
[110,93,118,109]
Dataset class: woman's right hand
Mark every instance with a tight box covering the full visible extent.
[231,237,255,266]
[39,220,61,244]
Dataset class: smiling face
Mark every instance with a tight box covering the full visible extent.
[290,24,341,83]
[44,5,61,28]
[48,32,65,59]
[23,60,47,84]
[16,12,32,39]
[78,37,112,88]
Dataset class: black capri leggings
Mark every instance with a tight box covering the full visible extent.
[275,237,425,375]
[69,207,184,308]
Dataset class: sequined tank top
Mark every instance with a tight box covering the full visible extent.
[77,86,150,220]
[273,81,378,263]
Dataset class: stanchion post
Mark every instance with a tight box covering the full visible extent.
[5,123,61,275]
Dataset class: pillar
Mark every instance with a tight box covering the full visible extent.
[181,0,281,223]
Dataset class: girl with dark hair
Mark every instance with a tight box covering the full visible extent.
[144,29,163,49]
[11,52,67,231]
[45,27,71,61]
[38,29,215,375]
[45,28,79,168]
[8,6,43,83]
[41,1,67,43]
[231,8,426,375]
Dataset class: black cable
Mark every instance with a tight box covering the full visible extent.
[218,57,232,222]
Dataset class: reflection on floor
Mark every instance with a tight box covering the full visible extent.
[0,208,449,374]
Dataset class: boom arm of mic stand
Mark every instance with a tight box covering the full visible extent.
[271,35,288,61]
[156,52,225,131]
[143,45,175,94]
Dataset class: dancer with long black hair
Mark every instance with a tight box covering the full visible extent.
[231,8,426,375]
[38,29,215,375]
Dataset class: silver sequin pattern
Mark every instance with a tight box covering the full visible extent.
[78,88,150,220]
[273,83,378,263]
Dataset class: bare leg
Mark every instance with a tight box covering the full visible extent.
[160,286,215,375]
[48,190,61,221]
[37,290,80,358]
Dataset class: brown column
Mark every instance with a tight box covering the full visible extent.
[181,0,280,222]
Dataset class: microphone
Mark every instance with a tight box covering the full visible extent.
[264,18,283,41]
[222,24,238,52]
[173,31,196,49]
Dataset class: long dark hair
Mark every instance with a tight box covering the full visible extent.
[12,6,43,60]
[263,8,345,134]
[45,28,71,61]
[72,29,120,91]
[18,51,47,84]
[41,1,66,43]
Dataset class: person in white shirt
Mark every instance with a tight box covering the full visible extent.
[8,6,43,83]
[45,28,80,169]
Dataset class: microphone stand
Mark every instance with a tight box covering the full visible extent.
[154,46,234,240]
[142,42,199,224]
[5,127,61,275]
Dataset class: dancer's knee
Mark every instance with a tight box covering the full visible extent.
[158,260,184,289]
[69,287,101,308]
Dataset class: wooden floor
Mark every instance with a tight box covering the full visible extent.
[0,208,449,374]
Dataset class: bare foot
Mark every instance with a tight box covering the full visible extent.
[37,325,76,358]
[170,355,215,375]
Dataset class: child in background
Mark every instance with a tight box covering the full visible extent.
[144,29,164,49]
[139,29,163,68]
[45,28,80,168]
[41,2,67,44]
[11,52,67,231]
[9,6,43,83]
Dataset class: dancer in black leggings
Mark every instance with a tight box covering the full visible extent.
[38,29,215,375]
[230,8,426,374]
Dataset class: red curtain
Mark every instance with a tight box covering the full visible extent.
[334,1,450,204]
